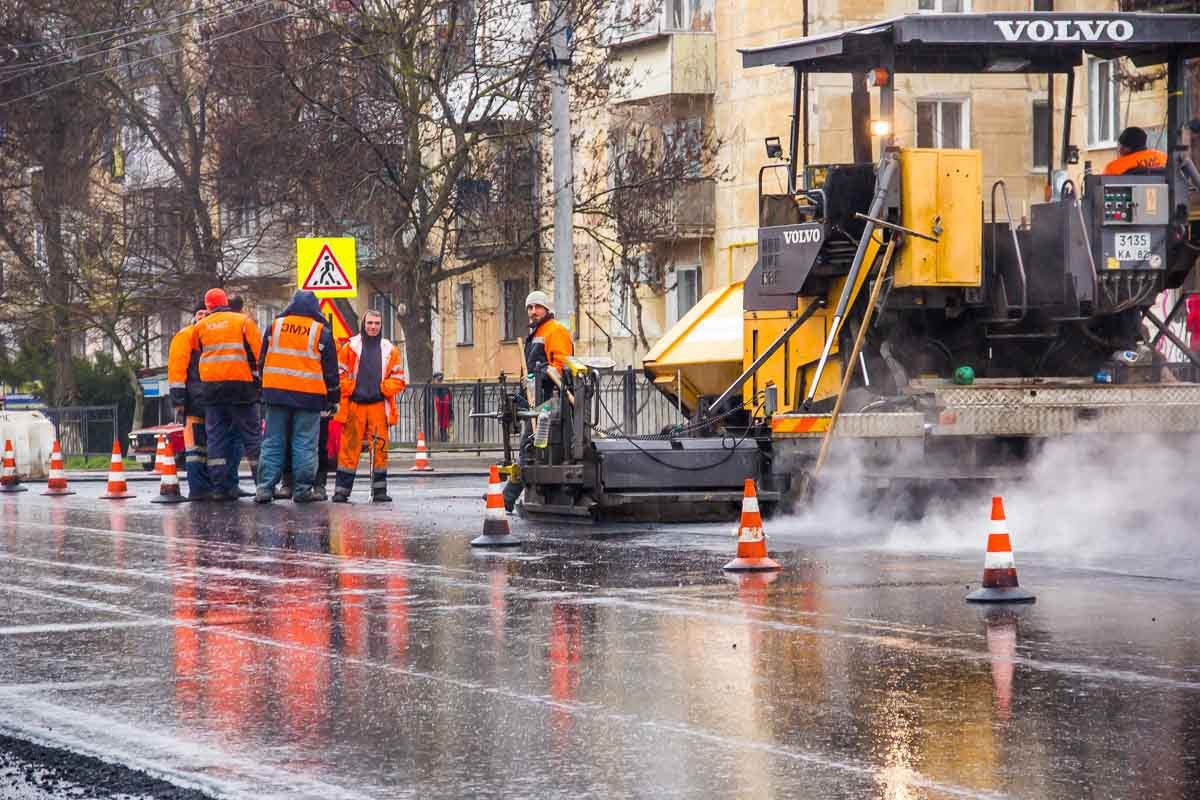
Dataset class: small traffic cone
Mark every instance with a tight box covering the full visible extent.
[154,435,168,474]
[410,431,434,472]
[0,439,27,493]
[966,496,1035,603]
[471,465,521,547]
[723,479,780,572]
[42,440,74,496]
[150,438,186,504]
[100,440,136,499]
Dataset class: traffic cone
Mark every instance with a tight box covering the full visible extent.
[410,431,434,472]
[41,440,74,496]
[723,479,780,572]
[154,434,168,474]
[0,439,27,493]
[150,438,186,504]
[100,440,136,499]
[966,496,1035,603]
[471,465,521,547]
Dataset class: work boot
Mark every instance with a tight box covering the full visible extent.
[372,491,392,503]
[311,484,328,502]
[211,490,239,502]
[274,483,293,500]
[292,488,316,504]
[332,491,350,503]
[254,488,274,504]
[237,487,255,498]
[502,480,522,513]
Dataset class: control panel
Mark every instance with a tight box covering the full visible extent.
[1102,185,1135,223]
[1086,175,1170,271]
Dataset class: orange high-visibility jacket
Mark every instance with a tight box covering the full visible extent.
[526,317,573,373]
[167,324,203,415]
[336,335,407,425]
[190,310,263,405]
[1103,149,1168,176]
[260,314,339,410]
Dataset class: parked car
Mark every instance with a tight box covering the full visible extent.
[127,423,185,471]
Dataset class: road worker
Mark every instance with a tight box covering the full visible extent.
[168,302,212,500]
[255,291,340,504]
[1103,127,1168,176]
[190,287,263,501]
[333,309,406,503]
[502,290,574,511]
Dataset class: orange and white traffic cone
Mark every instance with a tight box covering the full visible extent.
[41,440,74,496]
[471,465,521,547]
[723,479,780,572]
[100,440,136,499]
[966,496,1035,603]
[0,439,27,493]
[410,431,434,472]
[154,434,168,474]
[150,438,186,504]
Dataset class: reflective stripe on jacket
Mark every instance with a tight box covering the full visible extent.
[190,310,263,405]
[335,335,407,426]
[1102,149,1168,176]
[262,315,327,398]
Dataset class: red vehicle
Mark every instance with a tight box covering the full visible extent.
[127,423,186,471]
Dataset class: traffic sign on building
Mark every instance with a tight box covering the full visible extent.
[297,238,357,298]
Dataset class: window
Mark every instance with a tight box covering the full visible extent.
[918,0,966,11]
[370,291,396,340]
[667,265,700,325]
[227,196,260,239]
[1032,101,1051,169]
[916,99,968,149]
[662,117,703,177]
[457,283,474,345]
[501,278,528,341]
[1089,58,1121,147]
[256,304,280,334]
[1031,0,1053,9]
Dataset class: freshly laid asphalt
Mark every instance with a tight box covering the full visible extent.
[0,477,1198,798]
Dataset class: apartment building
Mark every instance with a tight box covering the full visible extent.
[437,0,1186,378]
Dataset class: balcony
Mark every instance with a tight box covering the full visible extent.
[614,178,715,243]
[455,178,538,257]
[609,0,715,104]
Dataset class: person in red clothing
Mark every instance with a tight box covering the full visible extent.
[430,372,454,442]
[1186,293,1200,353]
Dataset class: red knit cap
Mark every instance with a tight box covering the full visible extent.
[204,288,228,310]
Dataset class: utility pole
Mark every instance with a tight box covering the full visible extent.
[548,0,575,336]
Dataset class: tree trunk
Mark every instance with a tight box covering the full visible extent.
[38,125,79,407]
[398,306,433,383]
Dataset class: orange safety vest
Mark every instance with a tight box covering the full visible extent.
[261,315,327,397]
[1102,149,1168,176]
[193,311,260,385]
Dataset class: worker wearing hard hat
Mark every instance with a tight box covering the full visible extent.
[1103,127,1168,176]
[190,287,263,500]
[503,290,574,511]
[523,290,573,402]
[168,302,212,500]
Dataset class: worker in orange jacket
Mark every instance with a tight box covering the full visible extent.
[333,309,407,502]
[503,290,574,511]
[190,287,263,501]
[1103,126,1168,176]
[168,301,212,499]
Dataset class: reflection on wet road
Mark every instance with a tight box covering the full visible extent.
[1,480,1199,799]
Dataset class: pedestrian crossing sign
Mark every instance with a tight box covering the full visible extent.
[297,237,357,298]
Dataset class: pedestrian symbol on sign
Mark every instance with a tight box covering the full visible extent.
[301,244,354,292]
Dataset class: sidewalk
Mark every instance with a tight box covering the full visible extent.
[65,448,501,482]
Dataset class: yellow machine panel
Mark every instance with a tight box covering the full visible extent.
[895,147,982,288]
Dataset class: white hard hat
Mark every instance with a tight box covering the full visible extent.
[525,290,553,313]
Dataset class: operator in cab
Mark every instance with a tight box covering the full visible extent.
[502,290,574,512]
[1103,127,1168,176]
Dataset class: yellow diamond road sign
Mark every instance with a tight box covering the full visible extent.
[297,237,357,298]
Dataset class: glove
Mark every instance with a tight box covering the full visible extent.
[325,403,338,418]
[173,406,185,425]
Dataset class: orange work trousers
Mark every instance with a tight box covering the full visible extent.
[333,400,389,497]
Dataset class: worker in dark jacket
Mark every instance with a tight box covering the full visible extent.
[168,302,211,499]
[255,291,340,504]
[190,287,263,500]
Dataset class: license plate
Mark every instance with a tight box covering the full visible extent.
[1114,232,1152,262]
[135,454,151,463]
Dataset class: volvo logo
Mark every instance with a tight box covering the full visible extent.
[782,227,822,245]
[993,19,1134,43]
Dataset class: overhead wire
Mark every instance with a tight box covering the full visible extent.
[0,7,302,110]
[3,0,262,51]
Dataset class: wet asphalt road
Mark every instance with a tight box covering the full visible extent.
[0,478,1198,799]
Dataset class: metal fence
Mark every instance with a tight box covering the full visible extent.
[388,368,687,447]
[41,405,119,457]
